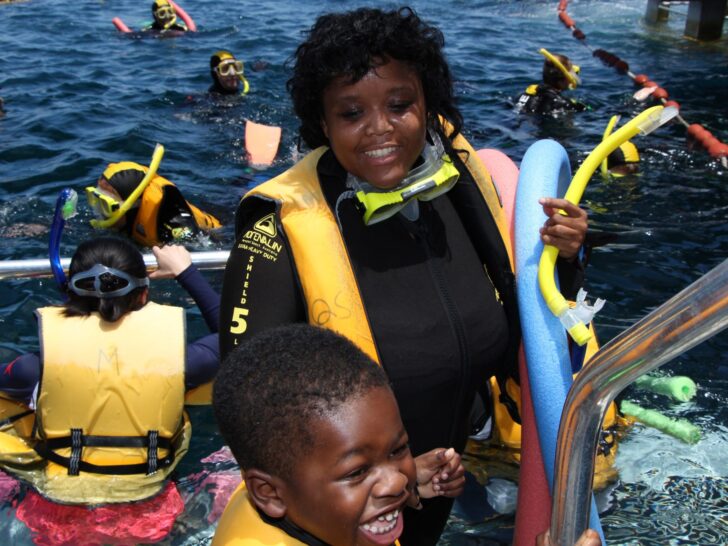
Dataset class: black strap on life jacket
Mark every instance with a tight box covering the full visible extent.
[33,429,175,476]
[0,409,34,429]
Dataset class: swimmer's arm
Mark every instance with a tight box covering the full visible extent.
[151,245,221,333]
[185,333,219,389]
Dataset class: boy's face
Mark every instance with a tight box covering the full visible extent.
[281,386,416,545]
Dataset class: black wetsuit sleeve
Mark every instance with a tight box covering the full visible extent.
[218,199,305,360]
[0,353,40,401]
[557,255,585,301]
[185,333,219,389]
[176,264,220,333]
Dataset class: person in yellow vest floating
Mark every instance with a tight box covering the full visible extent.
[514,48,588,115]
[209,50,250,96]
[86,161,222,247]
[0,237,221,544]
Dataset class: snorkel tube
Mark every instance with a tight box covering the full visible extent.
[48,188,78,295]
[168,0,197,31]
[600,115,620,177]
[90,144,165,230]
[539,48,580,89]
[539,105,678,345]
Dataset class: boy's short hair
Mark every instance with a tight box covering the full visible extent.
[213,324,390,478]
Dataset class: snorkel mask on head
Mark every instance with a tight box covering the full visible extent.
[348,130,460,225]
[211,50,250,95]
[600,115,640,177]
[153,0,177,29]
[86,144,165,229]
[539,48,580,90]
[69,264,149,299]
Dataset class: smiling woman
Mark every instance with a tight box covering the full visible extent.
[218,6,589,546]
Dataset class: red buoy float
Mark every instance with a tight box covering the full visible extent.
[652,88,669,100]
[634,74,649,85]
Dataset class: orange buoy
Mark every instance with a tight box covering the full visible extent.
[643,80,658,88]
[559,12,575,27]
[652,88,669,100]
[664,100,680,110]
[634,74,649,85]
[708,142,728,158]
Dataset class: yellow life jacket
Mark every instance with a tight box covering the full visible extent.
[132,174,222,247]
[242,128,512,364]
[213,482,402,546]
[0,303,191,504]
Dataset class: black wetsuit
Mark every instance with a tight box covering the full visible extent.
[0,264,220,400]
[514,84,587,115]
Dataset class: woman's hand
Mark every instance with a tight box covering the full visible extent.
[413,447,466,500]
[538,198,587,261]
[149,245,192,279]
[536,529,601,546]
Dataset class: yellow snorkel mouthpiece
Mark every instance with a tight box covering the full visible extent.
[239,75,250,95]
[539,105,677,345]
[539,48,580,89]
[90,144,165,229]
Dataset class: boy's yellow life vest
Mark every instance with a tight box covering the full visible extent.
[133,174,222,247]
[0,303,190,504]
[213,482,402,546]
[242,127,511,364]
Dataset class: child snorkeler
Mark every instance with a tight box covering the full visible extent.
[212,324,466,546]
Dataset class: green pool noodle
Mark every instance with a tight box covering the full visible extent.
[633,374,697,402]
[620,400,701,444]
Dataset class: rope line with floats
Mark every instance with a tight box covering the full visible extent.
[556,0,728,167]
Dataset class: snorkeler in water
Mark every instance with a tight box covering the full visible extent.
[514,49,588,115]
[148,0,188,32]
[87,161,221,247]
[209,50,250,96]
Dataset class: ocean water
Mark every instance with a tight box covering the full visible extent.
[0,0,726,544]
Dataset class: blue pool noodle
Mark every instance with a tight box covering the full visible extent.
[514,139,604,540]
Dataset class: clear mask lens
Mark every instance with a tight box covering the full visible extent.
[217,60,243,77]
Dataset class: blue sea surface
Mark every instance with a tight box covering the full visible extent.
[0,0,726,544]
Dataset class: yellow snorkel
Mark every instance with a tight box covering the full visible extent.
[538,105,678,345]
[90,144,165,229]
[600,115,620,177]
[539,48,580,90]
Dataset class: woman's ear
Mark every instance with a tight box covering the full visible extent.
[139,287,149,306]
[244,468,288,519]
[320,118,329,140]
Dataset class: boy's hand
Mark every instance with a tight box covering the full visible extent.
[150,245,192,279]
[536,529,601,546]
[538,198,587,261]
[413,447,465,499]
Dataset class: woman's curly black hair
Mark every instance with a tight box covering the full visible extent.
[287,6,463,149]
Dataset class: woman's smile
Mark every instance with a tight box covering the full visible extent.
[321,58,427,190]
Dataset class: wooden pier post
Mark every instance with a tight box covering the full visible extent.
[684,0,727,40]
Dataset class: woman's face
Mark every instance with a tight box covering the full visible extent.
[321,59,427,190]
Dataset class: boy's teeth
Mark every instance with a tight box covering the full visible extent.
[362,509,399,534]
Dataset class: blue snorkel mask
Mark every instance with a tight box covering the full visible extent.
[48,188,78,297]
